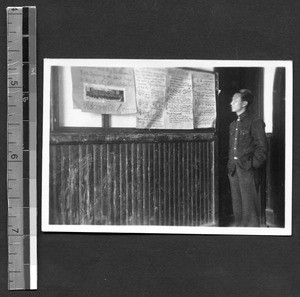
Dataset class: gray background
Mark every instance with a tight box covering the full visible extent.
[0,1,299,296]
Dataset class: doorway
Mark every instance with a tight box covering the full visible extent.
[215,67,264,226]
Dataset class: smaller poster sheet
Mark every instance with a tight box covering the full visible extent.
[193,71,217,128]
[165,68,194,129]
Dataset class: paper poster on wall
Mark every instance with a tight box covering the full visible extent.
[135,68,194,130]
[193,71,217,128]
[71,67,137,114]
[135,68,166,129]
[165,68,194,129]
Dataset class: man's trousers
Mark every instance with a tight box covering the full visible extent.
[228,162,261,227]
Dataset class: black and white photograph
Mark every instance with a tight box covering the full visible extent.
[42,59,292,235]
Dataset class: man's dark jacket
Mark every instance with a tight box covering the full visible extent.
[228,111,268,174]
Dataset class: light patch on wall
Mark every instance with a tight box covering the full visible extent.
[264,67,276,133]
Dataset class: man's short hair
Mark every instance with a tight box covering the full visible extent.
[238,89,254,107]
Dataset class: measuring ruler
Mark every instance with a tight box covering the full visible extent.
[7,6,37,290]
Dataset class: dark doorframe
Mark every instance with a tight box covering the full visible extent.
[266,67,286,227]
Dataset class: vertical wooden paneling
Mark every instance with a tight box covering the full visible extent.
[61,145,70,224]
[99,144,105,224]
[93,144,101,225]
[59,146,66,224]
[205,142,209,224]
[119,144,125,225]
[176,142,180,225]
[207,142,212,224]
[199,141,204,224]
[207,141,211,224]
[142,143,147,225]
[87,144,94,224]
[153,143,158,225]
[72,145,78,224]
[150,142,153,226]
[136,143,142,225]
[49,146,58,224]
[131,143,136,224]
[51,138,216,227]
[125,143,130,224]
[127,143,132,224]
[173,143,177,226]
[194,141,199,226]
[157,143,162,225]
[168,143,172,226]
[106,144,112,224]
[163,143,167,225]
[190,142,195,226]
[210,141,215,224]
[100,144,106,224]
[186,142,190,226]
[81,144,90,224]
[78,146,84,224]
[181,142,186,226]
[203,142,207,224]
[112,144,118,225]
[201,142,206,224]
[198,142,202,224]
[146,144,152,225]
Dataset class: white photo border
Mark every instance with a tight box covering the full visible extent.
[42,59,293,236]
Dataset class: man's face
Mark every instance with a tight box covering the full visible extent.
[230,93,247,114]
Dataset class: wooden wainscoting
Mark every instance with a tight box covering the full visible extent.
[49,135,217,226]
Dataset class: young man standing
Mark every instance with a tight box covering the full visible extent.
[228,89,268,227]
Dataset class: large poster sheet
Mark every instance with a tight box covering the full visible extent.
[72,67,137,114]
[135,68,166,129]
